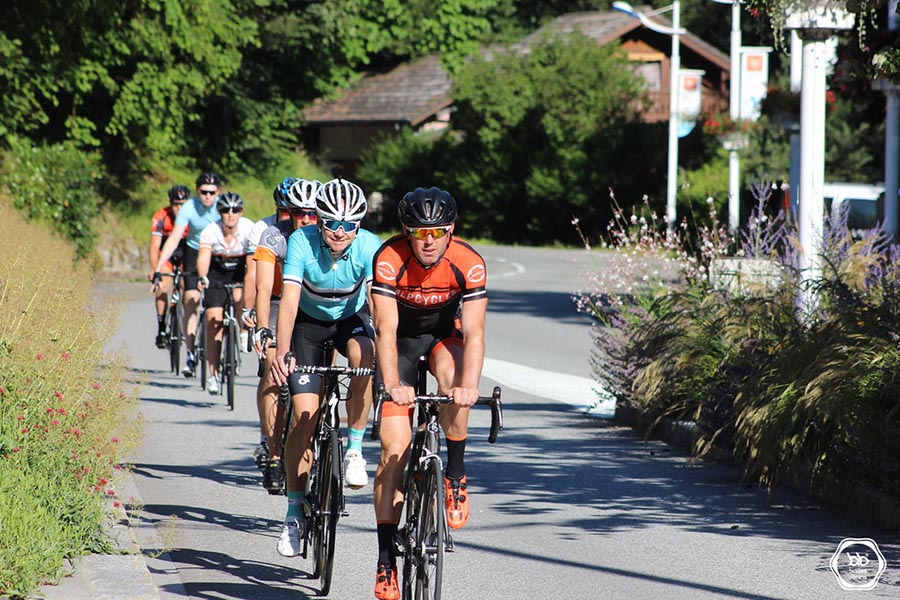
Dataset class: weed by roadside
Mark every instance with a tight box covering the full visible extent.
[0,195,140,598]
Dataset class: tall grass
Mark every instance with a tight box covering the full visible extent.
[0,195,139,598]
[575,186,900,502]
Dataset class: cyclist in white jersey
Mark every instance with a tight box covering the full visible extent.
[196,192,254,394]
[153,172,223,377]
[269,178,381,558]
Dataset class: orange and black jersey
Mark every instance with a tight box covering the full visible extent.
[372,235,487,337]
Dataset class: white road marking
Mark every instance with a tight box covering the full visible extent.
[488,257,526,278]
[482,357,615,418]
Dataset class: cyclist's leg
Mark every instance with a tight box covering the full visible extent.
[430,336,471,529]
[154,263,173,345]
[205,306,224,380]
[181,247,202,355]
[373,410,413,586]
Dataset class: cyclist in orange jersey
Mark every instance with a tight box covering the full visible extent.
[369,187,487,600]
[148,184,190,348]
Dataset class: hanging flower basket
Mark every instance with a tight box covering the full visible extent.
[703,113,757,150]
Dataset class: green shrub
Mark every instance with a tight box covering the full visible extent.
[0,138,104,260]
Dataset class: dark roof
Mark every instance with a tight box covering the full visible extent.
[304,9,730,126]
[303,55,452,127]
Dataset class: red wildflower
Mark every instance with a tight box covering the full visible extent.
[61,351,71,360]
[35,354,45,360]
[51,420,61,426]
[53,391,64,400]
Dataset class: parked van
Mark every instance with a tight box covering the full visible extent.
[823,182,884,237]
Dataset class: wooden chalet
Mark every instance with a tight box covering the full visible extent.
[302,9,731,176]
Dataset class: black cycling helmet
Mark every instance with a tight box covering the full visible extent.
[397,187,457,227]
[196,172,222,188]
[273,177,298,209]
[168,184,191,202]
[216,191,244,212]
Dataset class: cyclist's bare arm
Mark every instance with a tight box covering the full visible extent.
[372,292,415,405]
[196,245,212,290]
[451,297,487,407]
[149,234,163,281]
[242,254,258,326]
[253,258,276,352]
[154,223,187,273]
[271,282,300,385]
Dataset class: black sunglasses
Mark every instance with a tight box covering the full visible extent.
[199,189,218,196]
[219,207,243,214]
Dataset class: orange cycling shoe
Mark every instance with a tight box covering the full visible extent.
[374,563,399,600]
[444,475,469,529]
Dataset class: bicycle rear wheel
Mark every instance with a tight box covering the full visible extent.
[414,457,444,600]
[313,431,341,596]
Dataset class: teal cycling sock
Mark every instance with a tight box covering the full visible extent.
[286,490,305,521]
[347,427,365,453]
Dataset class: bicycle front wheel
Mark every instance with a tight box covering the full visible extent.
[197,313,207,388]
[414,457,444,600]
[224,320,236,408]
[314,431,341,596]
[168,300,182,374]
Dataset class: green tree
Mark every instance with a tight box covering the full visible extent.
[448,33,647,243]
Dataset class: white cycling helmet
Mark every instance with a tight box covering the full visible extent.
[287,178,321,210]
[316,178,367,222]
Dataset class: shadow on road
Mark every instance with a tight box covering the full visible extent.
[486,289,591,325]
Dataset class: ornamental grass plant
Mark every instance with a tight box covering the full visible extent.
[0,195,139,598]
[575,185,900,505]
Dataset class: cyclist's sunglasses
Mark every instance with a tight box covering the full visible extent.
[198,189,218,196]
[291,209,318,219]
[408,226,452,240]
[322,219,359,233]
[219,207,243,214]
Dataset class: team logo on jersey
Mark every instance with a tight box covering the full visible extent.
[466,264,486,284]
[377,261,397,281]
[263,230,280,248]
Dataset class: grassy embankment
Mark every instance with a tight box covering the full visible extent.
[0,195,140,598]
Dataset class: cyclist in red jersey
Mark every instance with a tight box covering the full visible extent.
[370,187,487,600]
[148,184,191,348]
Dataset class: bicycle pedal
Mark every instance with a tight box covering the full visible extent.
[445,534,455,553]
[340,510,349,517]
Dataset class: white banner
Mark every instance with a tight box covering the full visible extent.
[740,47,772,120]
[677,69,705,138]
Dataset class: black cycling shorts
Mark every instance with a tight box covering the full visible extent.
[287,307,375,395]
[183,247,200,290]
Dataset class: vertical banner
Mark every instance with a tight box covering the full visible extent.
[677,69,705,138]
[740,47,772,120]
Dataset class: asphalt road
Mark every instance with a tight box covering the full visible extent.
[105,245,900,599]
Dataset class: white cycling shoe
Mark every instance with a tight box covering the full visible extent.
[343,449,369,489]
[277,518,304,557]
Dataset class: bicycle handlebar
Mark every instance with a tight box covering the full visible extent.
[294,364,375,377]
[371,385,503,444]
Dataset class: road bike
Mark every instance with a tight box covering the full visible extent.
[157,266,184,374]
[372,360,503,600]
[279,341,374,596]
[220,282,244,410]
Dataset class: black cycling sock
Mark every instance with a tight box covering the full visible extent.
[445,438,467,481]
[377,523,398,566]
[156,314,166,333]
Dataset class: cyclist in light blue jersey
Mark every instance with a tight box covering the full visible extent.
[270,178,381,558]
[153,172,223,377]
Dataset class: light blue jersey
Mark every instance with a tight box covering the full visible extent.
[175,197,221,250]
[282,226,382,322]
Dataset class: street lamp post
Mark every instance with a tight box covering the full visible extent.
[711,0,742,233]
[613,1,684,232]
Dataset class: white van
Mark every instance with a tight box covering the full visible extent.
[823,182,885,237]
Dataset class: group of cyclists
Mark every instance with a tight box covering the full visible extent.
[148,172,489,600]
